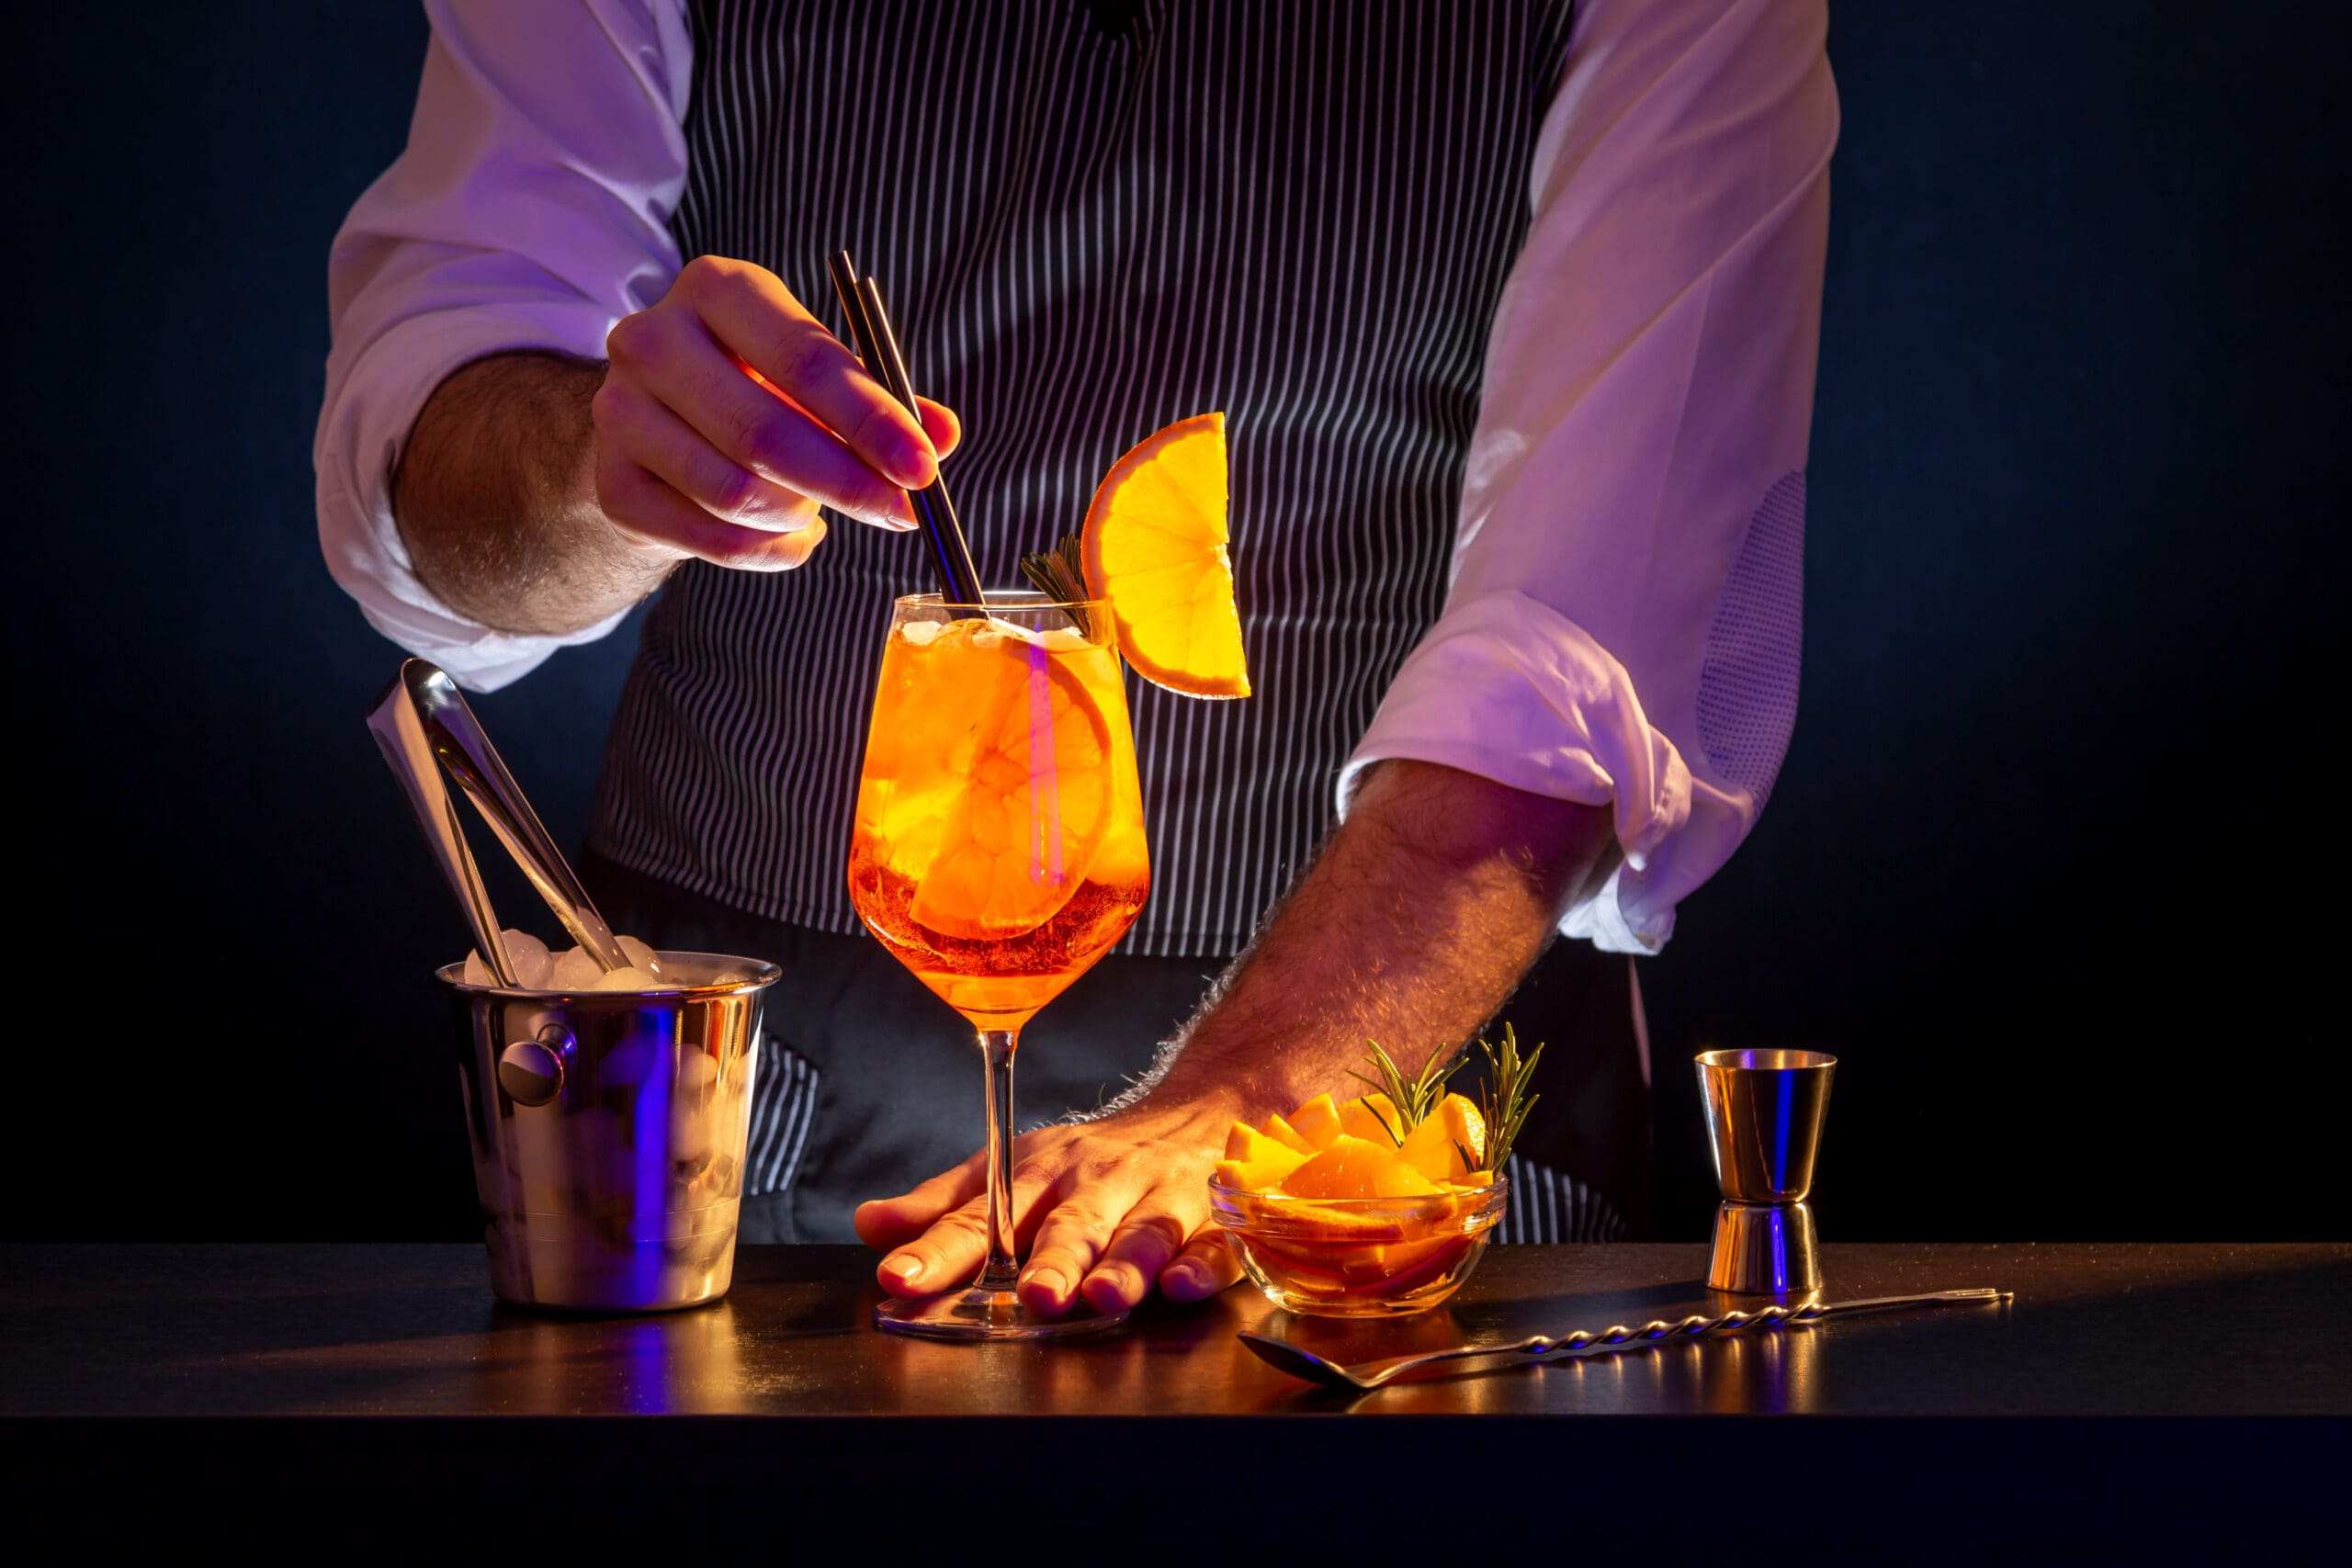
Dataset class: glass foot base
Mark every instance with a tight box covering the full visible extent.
[873,1285,1128,1341]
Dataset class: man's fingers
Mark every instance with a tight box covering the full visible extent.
[853,1106,1236,1312]
[1018,1199,1124,1316]
[596,450,827,571]
[594,377,829,533]
[872,1175,1053,1299]
[1078,1196,1196,1315]
[915,398,961,459]
[871,1197,989,1298]
[674,256,936,490]
[610,317,918,528]
[1159,1229,1243,1303]
[853,1150,986,1252]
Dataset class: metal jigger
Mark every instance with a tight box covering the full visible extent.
[1697,1048,1837,1294]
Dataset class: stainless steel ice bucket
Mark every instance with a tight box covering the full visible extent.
[439,951,780,1312]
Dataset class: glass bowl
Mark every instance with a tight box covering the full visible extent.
[1206,1175,1510,1317]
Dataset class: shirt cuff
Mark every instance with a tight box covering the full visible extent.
[1337,590,1753,954]
[313,299,630,691]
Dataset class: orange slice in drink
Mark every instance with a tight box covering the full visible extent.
[886,623,1118,940]
[1080,412,1251,699]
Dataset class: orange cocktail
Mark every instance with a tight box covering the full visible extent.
[848,599,1148,1028]
[848,592,1148,1339]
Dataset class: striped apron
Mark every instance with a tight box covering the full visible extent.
[583,0,1646,1242]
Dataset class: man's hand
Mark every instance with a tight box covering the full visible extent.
[857,760,1617,1314]
[393,256,960,637]
[594,255,958,570]
[854,1089,1253,1315]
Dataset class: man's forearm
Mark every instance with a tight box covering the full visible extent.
[390,351,673,635]
[1152,759,1618,1114]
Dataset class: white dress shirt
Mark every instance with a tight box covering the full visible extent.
[314,0,1838,953]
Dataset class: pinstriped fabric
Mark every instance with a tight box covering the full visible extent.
[590,0,1577,957]
[1491,1153,1626,1246]
[744,1033,820,1197]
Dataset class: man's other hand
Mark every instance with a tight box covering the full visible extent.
[853,1089,1250,1315]
[595,255,960,572]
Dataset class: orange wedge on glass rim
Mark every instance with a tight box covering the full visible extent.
[1080,412,1251,699]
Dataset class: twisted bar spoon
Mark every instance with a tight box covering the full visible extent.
[1239,1286,2011,1393]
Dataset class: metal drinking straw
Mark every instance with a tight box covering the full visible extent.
[825,250,985,607]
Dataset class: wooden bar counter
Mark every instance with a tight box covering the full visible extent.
[5,1242,2346,1551]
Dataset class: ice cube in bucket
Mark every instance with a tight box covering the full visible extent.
[463,929,553,990]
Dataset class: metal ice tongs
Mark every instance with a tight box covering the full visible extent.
[365,658,628,986]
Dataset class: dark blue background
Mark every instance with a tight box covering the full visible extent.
[8,4,2340,1240]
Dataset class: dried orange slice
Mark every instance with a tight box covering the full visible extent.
[1080,412,1250,699]
[876,621,1118,941]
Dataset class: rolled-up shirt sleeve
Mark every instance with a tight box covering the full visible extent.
[313,0,692,690]
[1339,0,1838,953]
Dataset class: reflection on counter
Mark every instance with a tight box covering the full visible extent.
[1521,1316,1822,1414]
[483,1301,751,1415]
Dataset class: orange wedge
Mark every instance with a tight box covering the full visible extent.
[1282,1135,1444,1201]
[1285,1093,1345,1150]
[1222,1122,1311,1189]
[1340,1091,1405,1146]
[1080,412,1250,699]
[1260,1113,1317,1156]
[1396,1093,1487,1184]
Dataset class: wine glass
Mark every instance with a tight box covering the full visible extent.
[847,591,1150,1339]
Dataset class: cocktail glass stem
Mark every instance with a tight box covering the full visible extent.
[975,1028,1022,1293]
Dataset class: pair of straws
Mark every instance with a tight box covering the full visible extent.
[825,251,984,609]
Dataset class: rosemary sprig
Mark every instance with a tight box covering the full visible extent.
[1016,533,1093,636]
[1346,1039,1464,1146]
[1471,1022,1544,1173]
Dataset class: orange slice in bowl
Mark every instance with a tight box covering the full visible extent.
[1340,1091,1405,1145]
[1260,1113,1317,1156]
[1284,1093,1345,1150]
[1281,1136,1444,1201]
[1080,412,1251,699]
[1396,1093,1487,1184]
[1221,1123,1311,1190]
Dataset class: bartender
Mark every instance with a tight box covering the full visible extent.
[315,0,1835,1315]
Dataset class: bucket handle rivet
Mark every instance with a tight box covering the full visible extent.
[498,1028,572,1108]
